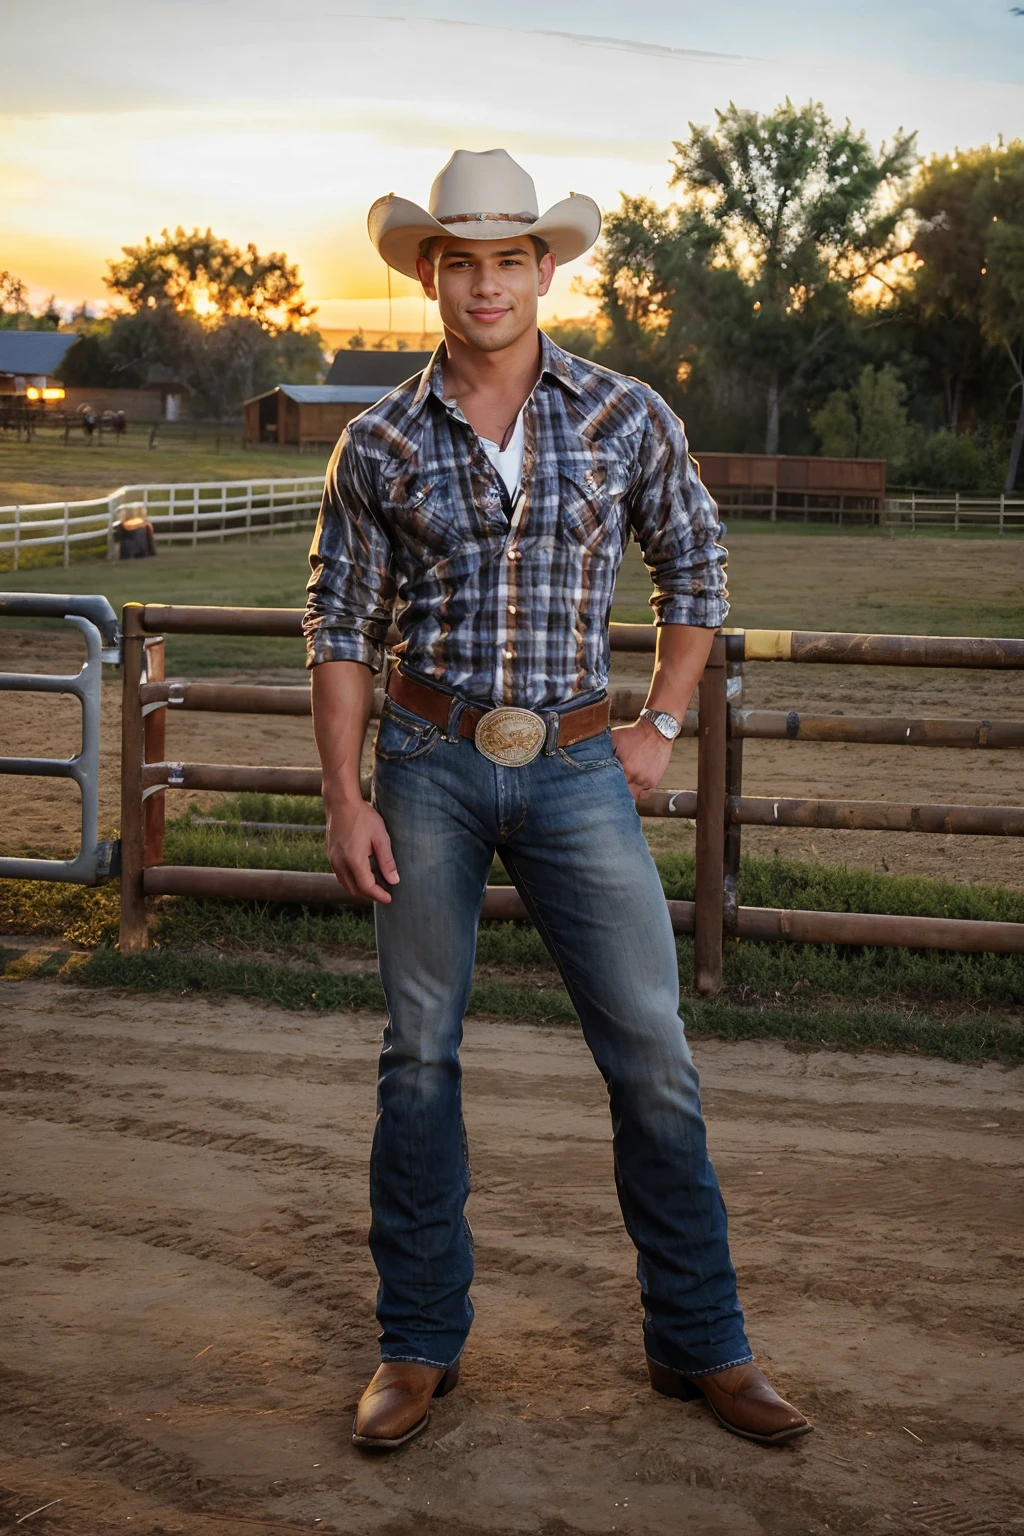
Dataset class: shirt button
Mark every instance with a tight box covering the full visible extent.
[508,604,517,615]
[507,549,519,561]
[503,650,514,660]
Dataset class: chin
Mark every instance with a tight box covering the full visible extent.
[460,315,532,353]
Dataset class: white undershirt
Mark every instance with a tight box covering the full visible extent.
[480,411,525,503]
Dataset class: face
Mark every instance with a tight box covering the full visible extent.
[415,237,556,353]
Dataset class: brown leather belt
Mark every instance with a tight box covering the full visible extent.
[387,668,610,754]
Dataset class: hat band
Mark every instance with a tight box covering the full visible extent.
[436,210,538,227]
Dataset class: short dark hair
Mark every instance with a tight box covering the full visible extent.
[417,234,551,265]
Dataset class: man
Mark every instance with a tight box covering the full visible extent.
[304,149,811,1453]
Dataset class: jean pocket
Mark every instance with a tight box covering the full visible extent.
[374,700,441,762]
[557,728,619,771]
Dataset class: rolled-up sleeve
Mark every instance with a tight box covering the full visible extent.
[626,390,729,629]
[303,430,396,672]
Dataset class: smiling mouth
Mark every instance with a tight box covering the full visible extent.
[468,307,511,322]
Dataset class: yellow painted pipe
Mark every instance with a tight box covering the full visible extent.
[743,629,793,661]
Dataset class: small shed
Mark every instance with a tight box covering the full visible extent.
[243,384,391,450]
[325,350,433,387]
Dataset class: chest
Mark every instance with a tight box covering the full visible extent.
[375,408,640,561]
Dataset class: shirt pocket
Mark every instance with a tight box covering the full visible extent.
[557,453,632,553]
[379,468,460,561]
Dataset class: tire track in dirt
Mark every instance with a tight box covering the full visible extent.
[0,1363,213,1511]
[0,1101,355,1175]
[0,1193,369,1344]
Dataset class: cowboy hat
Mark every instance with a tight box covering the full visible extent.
[368,148,602,280]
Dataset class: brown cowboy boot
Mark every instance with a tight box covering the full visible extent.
[352,1360,461,1451]
[647,1356,812,1446]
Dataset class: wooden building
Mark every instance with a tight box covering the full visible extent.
[695,452,886,512]
[243,384,390,450]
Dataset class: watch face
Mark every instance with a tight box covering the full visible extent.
[645,709,681,740]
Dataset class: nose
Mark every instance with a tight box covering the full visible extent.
[470,262,503,297]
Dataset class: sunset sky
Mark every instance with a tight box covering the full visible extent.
[4,0,1023,336]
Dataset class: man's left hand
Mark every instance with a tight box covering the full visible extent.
[612,719,675,803]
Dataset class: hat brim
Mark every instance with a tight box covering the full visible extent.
[368,193,602,281]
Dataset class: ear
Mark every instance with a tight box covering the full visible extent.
[537,250,557,297]
[415,255,438,301]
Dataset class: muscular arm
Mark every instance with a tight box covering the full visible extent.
[311,660,399,904]
[612,624,715,800]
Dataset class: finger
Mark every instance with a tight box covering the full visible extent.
[371,825,400,884]
[352,860,394,904]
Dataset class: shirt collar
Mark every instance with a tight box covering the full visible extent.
[409,330,585,419]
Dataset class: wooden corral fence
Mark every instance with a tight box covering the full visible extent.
[119,604,1024,993]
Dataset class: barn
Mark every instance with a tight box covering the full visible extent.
[244,350,435,450]
[242,384,389,450]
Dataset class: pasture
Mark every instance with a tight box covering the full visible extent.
[0,424,329,509]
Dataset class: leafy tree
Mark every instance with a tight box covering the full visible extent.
[105,227,314,331]
[347,329,367,350]
[60,228,325,418]
[908,142,1024,487]
[0,271,61,331]
[597,101,917,452]
[811,364,920,468]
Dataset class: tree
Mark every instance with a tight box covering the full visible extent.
[0,271,61,331]
[597,101,917,452]
[811,364,922,476]
[105,227,314,331]
[910,142,1024,491]
[61,227,325,418]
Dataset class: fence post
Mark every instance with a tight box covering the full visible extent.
[142,636,167,869]
[723,657,744,939]
[119,603,149,951]
[63,502,69,568]
[694,634,727,996]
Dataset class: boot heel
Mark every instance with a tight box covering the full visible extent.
[434,1361,460,1398]
[646,1356,702,1402]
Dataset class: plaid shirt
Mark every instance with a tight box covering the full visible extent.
[304,333,728,709]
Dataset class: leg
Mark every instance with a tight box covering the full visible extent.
[370,718,496,1367]
[500,734,751,1376]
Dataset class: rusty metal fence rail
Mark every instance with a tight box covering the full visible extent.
[117,603,1024,993]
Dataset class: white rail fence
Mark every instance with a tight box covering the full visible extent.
[1,480,1023,569]
[0,477,323,569]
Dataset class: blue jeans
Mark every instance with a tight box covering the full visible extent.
[370,693,752,1378]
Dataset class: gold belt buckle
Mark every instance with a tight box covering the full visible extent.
[474,706,547,767]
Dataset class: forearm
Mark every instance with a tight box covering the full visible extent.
[311,659,374,807]
[644,624,717,720]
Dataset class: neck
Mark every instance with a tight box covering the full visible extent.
[441,325,542,405]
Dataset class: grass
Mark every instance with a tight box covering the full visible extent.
[19,946,1014,1066]
[5,792,1024,1032]
[0,423,330,507]
[3,530,1023,674]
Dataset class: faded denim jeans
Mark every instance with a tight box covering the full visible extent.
[369,691,752,1378]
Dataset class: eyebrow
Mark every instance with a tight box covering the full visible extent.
[442,246,531,259]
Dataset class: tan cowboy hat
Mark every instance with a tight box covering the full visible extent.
[368,148,602,280]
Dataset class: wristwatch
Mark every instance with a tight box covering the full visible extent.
[640,708,682,741]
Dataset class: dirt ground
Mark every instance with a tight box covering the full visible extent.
[2,629,1022,886]
[1,980,1022,1535]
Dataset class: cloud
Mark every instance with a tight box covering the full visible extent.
[339,14,754,64]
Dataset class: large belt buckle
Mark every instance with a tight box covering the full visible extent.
[474,706,547,767]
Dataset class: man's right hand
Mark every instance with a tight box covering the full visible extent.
[325,797,400,904]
